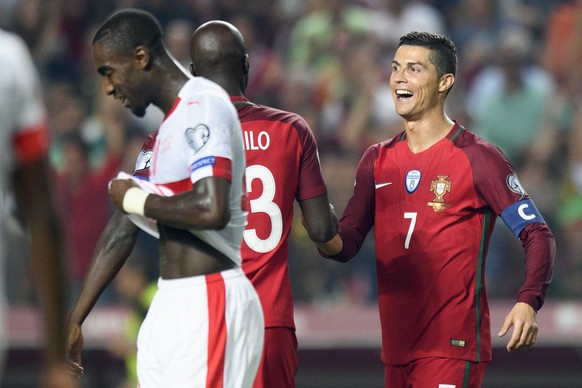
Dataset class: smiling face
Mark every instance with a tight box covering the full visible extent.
[92,40,149,117]
[390,45,453,122]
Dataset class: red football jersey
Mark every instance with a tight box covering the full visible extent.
[233,96,328,328]
[334,123,553,365]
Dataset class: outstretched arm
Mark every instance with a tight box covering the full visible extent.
[66,210,140,374]
[299,195,338,243]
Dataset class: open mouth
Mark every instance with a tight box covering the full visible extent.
[395,89,413,100]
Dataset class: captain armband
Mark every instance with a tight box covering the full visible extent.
[122,187,150,217]
[500,199,545,237]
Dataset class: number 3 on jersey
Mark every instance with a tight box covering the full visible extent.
[243,165,283,253]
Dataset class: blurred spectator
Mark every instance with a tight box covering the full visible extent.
[472,26,555,167]
[45,79,90,170]
[54,131,122,300]
[108,250,157,388]
[449,0,511,87]
[369,0,447,53]
[116,0,198,28]
[542,0,582,92]
[231,12,285,107]
[52,92,127,300]
[287,0,370,73]
[164,18,194,68]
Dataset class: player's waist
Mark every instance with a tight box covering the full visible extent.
[157,267,246,289]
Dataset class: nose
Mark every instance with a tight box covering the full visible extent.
[102,77,115,96]
[390,68,405,84]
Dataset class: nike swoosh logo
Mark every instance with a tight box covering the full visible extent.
[375,182,393,189]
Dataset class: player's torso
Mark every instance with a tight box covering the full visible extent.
[373,134,494,363]
[239,110,302,259]
[236,104,304,327]
[374,136,486,267]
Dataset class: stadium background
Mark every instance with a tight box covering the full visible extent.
[2,0,582,387]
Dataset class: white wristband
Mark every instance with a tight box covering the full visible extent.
[122,187,150,216]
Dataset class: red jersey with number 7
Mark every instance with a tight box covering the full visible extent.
[330,122,554,365]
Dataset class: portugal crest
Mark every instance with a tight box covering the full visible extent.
[428,175,451,212]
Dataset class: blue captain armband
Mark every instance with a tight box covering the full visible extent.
[500,199,545,238]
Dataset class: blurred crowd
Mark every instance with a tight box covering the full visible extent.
[2,0,582,312]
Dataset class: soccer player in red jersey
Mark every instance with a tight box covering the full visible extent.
[189,21,338,388]
[318,31,555,387]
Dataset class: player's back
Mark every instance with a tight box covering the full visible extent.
[233,97,327,328]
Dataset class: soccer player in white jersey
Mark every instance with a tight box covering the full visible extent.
[0,28,76,387]
[68,9,263,387]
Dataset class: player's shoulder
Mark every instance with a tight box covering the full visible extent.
[0,29,24,52]
[452,125,504,157]
[180,77,237,119]
[182,77,230,102]
[242,103,314,137]
[0,29,31,67]
[249,103,307,124]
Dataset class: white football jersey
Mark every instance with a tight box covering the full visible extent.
[127,77,247,266]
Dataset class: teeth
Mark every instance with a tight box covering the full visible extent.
[396,90,413,96]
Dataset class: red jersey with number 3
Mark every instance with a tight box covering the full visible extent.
[232,96,327,329]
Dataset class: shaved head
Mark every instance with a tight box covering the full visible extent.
[190,20,248,94]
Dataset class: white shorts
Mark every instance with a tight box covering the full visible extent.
[136,268,264,388]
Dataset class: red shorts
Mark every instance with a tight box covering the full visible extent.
[253,327,298,388]
[384,357,488,388]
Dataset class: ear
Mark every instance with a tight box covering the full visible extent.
[438,73,455,94]
[243,54,250,75]
[133,46,151,70]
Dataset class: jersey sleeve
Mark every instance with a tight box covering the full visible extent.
[471,141,545,235]
[10,34,49,165]
[470,139,554,310]
[181,92,234,184]
[294,116,328,200]
[132,130,157,180]
[321,145,377,262]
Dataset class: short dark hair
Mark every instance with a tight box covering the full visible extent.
[398,31,457,80]
[92,8,164,56]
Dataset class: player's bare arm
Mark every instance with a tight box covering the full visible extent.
[110,176,231,231]
[66,211,140,375]
[299,195,339,243]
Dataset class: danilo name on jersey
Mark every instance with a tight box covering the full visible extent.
[243,130,270,151]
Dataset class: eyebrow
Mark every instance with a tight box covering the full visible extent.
[392,60,427,68]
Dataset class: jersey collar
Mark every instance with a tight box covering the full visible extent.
[230,95,255,107]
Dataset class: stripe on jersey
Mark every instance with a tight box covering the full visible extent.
[190,156,232,183]
[474,208,489,362]
[206,272,227,388]
[156,177,192,194]
[13,123,49,165]
[500,199,545,237]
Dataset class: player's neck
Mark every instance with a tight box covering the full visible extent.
[155,64,191,114]
[404,113,454,154]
